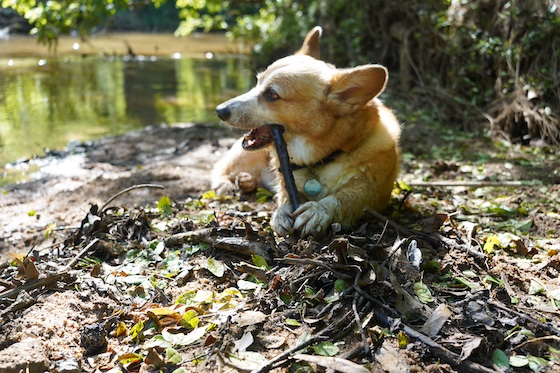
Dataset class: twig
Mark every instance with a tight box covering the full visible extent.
[0,273,70,300]
[511,335,560,351]
[63,238,100,271]
[398,322,499,373]
[274,257,353,280]
[100,184,165,212]
[432,233,487,260]
[487,298,560,336]
[251,312,351,373]
[352,293,370,356]
[165,228,271,261]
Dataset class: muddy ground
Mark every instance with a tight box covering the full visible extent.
[0,121,559,373]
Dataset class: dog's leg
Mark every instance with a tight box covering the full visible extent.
[211,138,273,195]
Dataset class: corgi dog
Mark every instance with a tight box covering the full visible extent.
[211,26,400,237]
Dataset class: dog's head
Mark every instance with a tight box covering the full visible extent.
[216,26,388,163]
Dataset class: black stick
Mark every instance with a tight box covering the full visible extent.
[269,124,300,210]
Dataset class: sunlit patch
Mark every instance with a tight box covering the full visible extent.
[72,42,80,51]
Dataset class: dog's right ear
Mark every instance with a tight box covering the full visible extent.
[295,26,322,60]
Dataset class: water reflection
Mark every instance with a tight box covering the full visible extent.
[0,55,252,183]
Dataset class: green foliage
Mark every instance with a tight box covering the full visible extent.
[2,0,132,47]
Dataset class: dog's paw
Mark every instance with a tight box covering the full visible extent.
[212,178,236,196]
[236,172,258,193]
[293,196,338,236]
[271,204,295,236]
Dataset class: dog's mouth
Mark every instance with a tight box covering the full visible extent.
[242,126,275,150]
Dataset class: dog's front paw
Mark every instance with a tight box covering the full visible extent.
[212,178,236,196]
[293,196,338,236]
[271,204,295,236]
[236,172,258,193]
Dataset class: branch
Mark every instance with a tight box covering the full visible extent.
[100,184,165,212]
[0,273,70,300]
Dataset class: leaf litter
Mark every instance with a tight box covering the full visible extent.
[0,122,559,372]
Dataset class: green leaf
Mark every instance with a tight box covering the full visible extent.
[285,318,301,327]
[312,342,339,357]
[256,187,274,202]
[180,310,200,329]
[492,349,510,368]
[414,282,434,303]
[158,195,173,216]
[280,294,292,304]
[514,218,533,231]
[528,355,548,371]
[510,355,529,367]
[205,258,225,277]
[175,290,197,306]
[334,279,348,293]
[166,347,183,365]
[252,255,270,269]
[130,320,145,341]
[455,277,480,290]
[484,275,504,287]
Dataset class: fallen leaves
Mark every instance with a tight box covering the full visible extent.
[1,181,560,373]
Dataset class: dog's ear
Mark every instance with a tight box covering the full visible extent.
[295,26,322,59]
[327,65,387,113]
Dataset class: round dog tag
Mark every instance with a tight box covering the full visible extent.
[304,179,322,197]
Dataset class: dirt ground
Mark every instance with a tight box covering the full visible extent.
[1,121,559,373]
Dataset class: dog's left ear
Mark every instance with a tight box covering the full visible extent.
[327,65,387,113]
[295,26,322,59]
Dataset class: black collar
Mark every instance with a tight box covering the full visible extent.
[289,150,343,171]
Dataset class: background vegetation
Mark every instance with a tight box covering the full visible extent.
[2,0,559,145]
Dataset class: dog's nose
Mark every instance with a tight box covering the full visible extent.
[216,105,231,121]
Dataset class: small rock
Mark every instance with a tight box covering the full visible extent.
[0,338,50,373]
[80,322,107,356]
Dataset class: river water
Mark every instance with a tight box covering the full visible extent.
[0,33,253,185]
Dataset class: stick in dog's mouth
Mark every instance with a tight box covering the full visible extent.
[241,124,300,210]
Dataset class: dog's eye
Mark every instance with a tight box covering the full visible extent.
[263,87,280,102]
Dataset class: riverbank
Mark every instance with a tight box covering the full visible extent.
[0,32,251,58]
[0,122,238,260]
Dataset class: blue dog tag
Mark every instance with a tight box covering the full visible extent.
[304,179,322,197]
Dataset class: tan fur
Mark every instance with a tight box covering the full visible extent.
[212,26,400,236]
